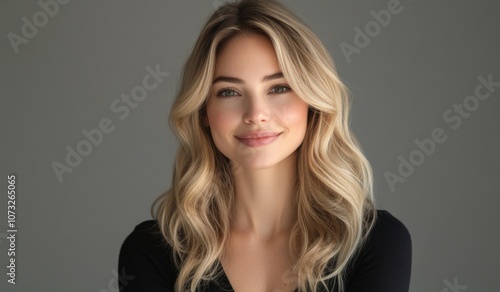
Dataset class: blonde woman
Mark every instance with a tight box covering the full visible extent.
[119,0,412,291]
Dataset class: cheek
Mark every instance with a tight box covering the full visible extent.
[206,105,238,135]
[279,100,309,127]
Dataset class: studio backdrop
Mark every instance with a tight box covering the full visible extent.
[1,0,499,291]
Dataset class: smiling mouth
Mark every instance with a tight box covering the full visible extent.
[235,133,281,147]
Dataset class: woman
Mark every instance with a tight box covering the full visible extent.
[119,0,412,291]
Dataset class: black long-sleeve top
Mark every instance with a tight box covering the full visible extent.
[118,209,412,292]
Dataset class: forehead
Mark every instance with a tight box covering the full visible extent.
[213,33,281,78]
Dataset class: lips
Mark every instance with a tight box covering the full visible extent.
[235,131,281,147]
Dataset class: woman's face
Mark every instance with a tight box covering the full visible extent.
[205,33,309,170]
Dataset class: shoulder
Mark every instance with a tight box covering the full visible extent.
[118,220,178,291]
[344,209,412,291]
[121,220,164,247]
[368,209,412,246]
[120,220,171,260]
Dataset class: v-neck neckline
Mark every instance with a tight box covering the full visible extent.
[214,262,299,292]
[215,262,234,291]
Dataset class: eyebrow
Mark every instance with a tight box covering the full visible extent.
[212,72,284,84]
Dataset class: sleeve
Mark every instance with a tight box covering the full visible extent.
[118,220,178,292]
[344,210,412,292]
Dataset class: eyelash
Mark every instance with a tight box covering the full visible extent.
[216,84,292,98]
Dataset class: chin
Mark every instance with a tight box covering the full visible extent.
[230,154,295,172]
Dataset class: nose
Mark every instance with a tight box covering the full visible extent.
[243,95,269,124]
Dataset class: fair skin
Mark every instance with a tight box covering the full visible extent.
[205,33,309,292]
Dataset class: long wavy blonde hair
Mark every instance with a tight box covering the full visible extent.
[152,0,377,291]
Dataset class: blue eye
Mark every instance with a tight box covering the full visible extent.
[217,88,239,98]
[271,84,291,94]
[215,84,291,98]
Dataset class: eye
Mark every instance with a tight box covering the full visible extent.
[216,87,240,98]
[270,84,291,94]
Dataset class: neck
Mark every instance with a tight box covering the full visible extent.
[229,152,298,241]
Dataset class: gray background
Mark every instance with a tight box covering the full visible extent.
[1,0,499,291]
